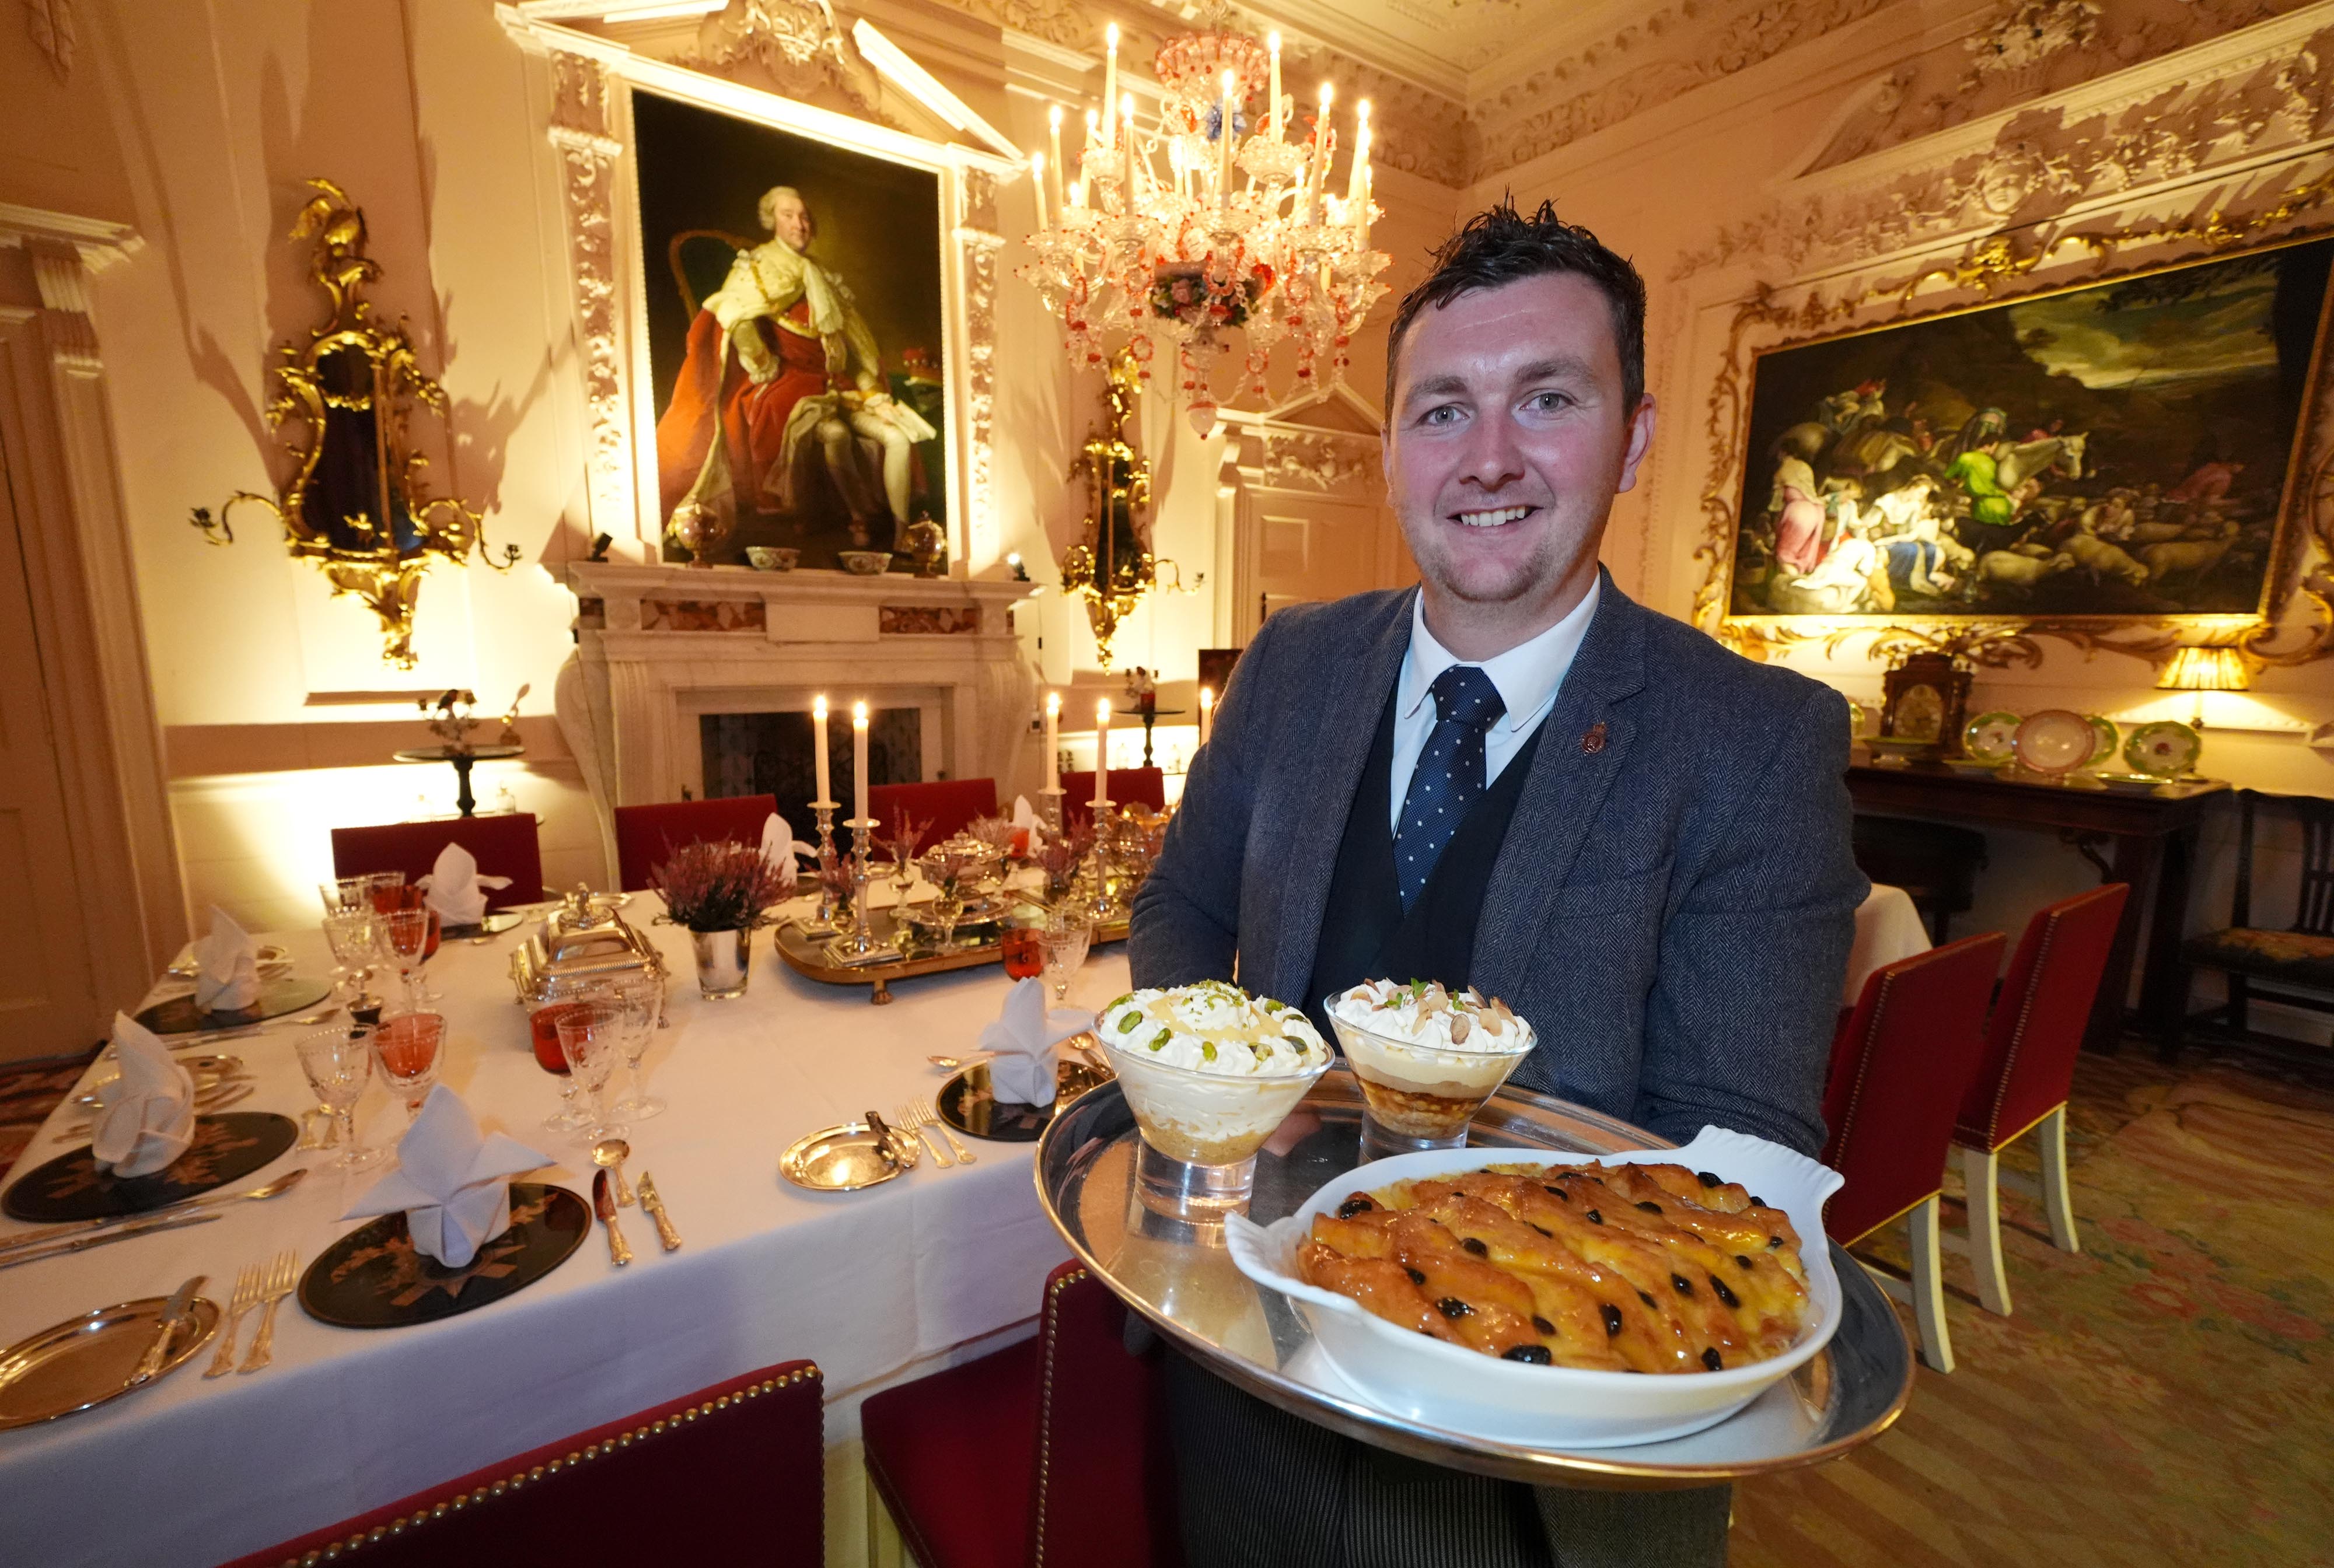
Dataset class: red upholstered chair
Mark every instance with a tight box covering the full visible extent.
[330,816,544,912]
[868,778,1000,846]
[613,794,778,891]
[1821,932,2007,1373]
[861,1261,1181,1568]
[217,1360,822,1567]
[1954,882,2130,1316]
[1060,768,1168,832]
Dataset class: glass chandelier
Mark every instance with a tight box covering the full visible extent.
[1016,18,1391,435]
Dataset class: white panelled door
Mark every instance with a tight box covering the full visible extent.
[0,425,102,1056]
[1242,490,1415,636]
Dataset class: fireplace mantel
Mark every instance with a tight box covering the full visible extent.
[555,564,1039,818]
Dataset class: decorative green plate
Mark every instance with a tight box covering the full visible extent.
[1962,710,2021,765]
[2080,715,2120,773]
[2125,719,2202,778]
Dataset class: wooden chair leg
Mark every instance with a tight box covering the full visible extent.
[1908,1195,1955,1374]
[1957,1143,2011,1317]
[2038,1105,2080,1254]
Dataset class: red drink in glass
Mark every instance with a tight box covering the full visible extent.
[1001,925,1044,979]
[373,1014,443,1080]
[530,1003,590,1073]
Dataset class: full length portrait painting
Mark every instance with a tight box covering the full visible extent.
[635,91,946,570]
[1724,236,2334,622]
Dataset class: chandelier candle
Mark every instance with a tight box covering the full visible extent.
[1267,33,1281,141]
[1103,23,1117,153]
[1031,150,1049,229]
[1047,105,1065,213]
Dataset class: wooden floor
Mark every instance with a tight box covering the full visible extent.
[1732,1044,2334,1568]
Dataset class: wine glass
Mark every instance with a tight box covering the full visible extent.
[371,1012,445,1127]
[322,908,378,1009]
[362,871,407,915]
[606,972,667,1121]
[295,1028,386,1170]
[376,907,434,1009]
[555,1002,628,1143]
[1039,915,1093,1006]
[319,877,371,916]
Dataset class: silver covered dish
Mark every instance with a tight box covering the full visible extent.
[509,886,665,1005]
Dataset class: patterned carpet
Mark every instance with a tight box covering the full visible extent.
[3,1044,2325,1564]
[1735,1046,2334,1568]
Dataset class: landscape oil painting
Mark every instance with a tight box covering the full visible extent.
[635,90,947,571]
[1725,236,2333,623]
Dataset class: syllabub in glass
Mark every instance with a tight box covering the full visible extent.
[1093,981,1332,1218]
[1326,979,1538,1152]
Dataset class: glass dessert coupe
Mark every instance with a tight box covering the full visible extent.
[1096,986,1332,1220]
[1325,981,1539,1156]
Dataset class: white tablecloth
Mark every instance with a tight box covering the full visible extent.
[1844,882,1933,1005]
[0,907,1117,1568]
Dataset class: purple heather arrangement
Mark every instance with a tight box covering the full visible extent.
[651,839,792,932]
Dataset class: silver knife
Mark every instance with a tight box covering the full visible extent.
[0,1167,309,1259]
[0,1211,222,1272]
[130,1275,204,1385]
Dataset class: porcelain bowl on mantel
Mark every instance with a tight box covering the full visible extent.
[836,551,895,576]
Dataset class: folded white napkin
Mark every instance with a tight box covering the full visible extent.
[760,812,802,890]
[193,906,263,1014]
[93,1013,196,1178]
[980,977,1093,1104]
[1010,794,1043,853]
[415,842,511,928]
[343,1085,550,1267]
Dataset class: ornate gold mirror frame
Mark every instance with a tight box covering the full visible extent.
[1692,174,2334,677]
[191,178,517,668]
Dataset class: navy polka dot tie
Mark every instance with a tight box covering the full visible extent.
[1394,666,1506,908]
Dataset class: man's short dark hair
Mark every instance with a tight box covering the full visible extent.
[1384,198,1648,419]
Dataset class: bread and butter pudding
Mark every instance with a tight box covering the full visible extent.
[1297,1159,1812,1373]
[1326,979,1538,1140]
[1093,981,1332,1166]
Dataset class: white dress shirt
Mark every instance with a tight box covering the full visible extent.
[1389,578,1602,832]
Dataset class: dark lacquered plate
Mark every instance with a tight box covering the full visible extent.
[2,1112,299,1222]
[298,1183,588,1328]
[134,977,332,1036]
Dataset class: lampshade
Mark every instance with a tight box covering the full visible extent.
[2157,646,2251,692]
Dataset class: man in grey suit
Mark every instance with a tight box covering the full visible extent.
[1129,201,1866,1567]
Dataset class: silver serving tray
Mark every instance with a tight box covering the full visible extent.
[1034,1069,1914,1488]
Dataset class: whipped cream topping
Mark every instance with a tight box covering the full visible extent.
[1331,979,1536,1056]
[1096,981,1330,1077]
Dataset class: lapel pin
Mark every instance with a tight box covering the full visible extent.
[1581,722,1608,755]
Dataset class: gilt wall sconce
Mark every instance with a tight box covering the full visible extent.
[190,177,517,668]
[1063,346,1181,669]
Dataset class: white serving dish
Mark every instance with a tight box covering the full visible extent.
[1226,1126,1844,1448]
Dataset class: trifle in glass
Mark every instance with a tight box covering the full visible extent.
[1326,979,1539,1154]
[1094,981,1332,1219]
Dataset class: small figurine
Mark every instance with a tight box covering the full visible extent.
[1125,666,1158,715]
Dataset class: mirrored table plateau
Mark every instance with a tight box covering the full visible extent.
[1035,1069,1914,1489]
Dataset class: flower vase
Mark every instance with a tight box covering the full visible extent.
[689,927,753,1000]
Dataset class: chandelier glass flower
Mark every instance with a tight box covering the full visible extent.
[1017,21,1390,433]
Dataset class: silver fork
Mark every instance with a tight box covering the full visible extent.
[916,1101,976,1166]
[897,1101,951,1167]
[239,1250,299,1374]
[205,1264,263,1378]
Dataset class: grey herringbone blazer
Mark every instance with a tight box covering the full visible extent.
[1130,572,1867,1156]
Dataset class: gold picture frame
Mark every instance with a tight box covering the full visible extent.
[1694,182,2334,675]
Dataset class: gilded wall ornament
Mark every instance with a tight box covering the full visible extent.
[1061,348,1156,668]
[190,179,517,668]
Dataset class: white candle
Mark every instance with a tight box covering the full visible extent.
[1093,699,1111,807]
[1268,34,1282,142]
[851,701,870,827]
[1347,100,1371,204]
[1120,94,1135,211]
[1103,23,1118,153]
[1309,82,1334,225]
[1044,691,1061,790]
[1031,151,1050,230]
[1068,177,1085,211]
[813,695,831,803]
[1198,685,1214,748]
[1047,106,1066,214]
[1218,70,1236,209]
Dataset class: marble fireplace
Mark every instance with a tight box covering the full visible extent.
[554,563,1039,855]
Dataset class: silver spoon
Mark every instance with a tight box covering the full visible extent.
[591,1139,635,1207]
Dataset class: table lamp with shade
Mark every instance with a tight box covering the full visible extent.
[2156,645,2251,728]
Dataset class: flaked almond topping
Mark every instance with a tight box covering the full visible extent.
[1451,1013,1472,1043]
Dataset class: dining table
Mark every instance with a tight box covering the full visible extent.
[0,898,1118,1568]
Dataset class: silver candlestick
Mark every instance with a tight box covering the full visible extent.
[805,800,841,935]
[826,815,898,970]
[1037,786,1065,839]
[1084,798,1116,922]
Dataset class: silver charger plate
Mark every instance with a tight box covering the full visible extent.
[0,1294,221,1430]
[780,1122,906,1192]
[1035,1070,1915,1489]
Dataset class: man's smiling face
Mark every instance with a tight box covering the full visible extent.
[1385,271,1655,639]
